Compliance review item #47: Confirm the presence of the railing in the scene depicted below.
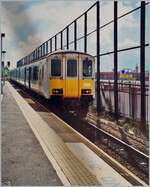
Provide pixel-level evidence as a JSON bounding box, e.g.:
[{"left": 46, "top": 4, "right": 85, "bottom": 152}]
[
  {"left": 16, "top": 1, "right": 149, "bottom": 128},
  {"left": 99, "top": 80, "right": 149, "bottom": 123}
]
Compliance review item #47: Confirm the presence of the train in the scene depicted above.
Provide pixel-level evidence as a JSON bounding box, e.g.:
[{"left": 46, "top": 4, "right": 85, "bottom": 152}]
[{"left": 10, "top": 50, "right": 95, "bottom": 101}]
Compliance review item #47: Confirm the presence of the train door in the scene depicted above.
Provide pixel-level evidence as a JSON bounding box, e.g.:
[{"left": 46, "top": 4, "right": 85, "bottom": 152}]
[
  {"left": 38, "top": 65, "right": 42, "bottom": 90},
  {"left": 42, "top": 61, "right": 48, "bottom": 97},
  {"left": 28, "top": 67, "right": 31, "bottom": 88},
  {"left": 65, "top": 54, "right": 79, "bottom": 98},
  {"left": 39, "top": 64, "right": 44, "bottom": 93}
]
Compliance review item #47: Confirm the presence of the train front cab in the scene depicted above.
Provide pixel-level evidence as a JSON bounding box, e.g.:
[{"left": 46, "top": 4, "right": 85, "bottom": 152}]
[{"left": 48, "top": 52, "right": 94, "bottom": 100}]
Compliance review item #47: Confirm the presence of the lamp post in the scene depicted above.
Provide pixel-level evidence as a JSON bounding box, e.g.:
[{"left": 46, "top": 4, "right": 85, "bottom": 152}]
[
  {"left": 1, "top": 33, "right": 5, "bottom": 58},
  {"left": 1, "top": 33, "right": 5, "bottom": 94},
  {"left": 2, "top": 50, "right": 6, "bottom": 85},
  {"left": 7, "top": 61, "right": 10, "bottom": 68}
]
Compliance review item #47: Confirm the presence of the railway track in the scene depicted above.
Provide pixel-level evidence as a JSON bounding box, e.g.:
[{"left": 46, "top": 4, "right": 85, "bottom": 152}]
[
  {"left": 55, "top": 103, "right": 149, "bottom": 184},
  {"left": 65, "top": 104, "right": 148, "bottom": 151},
  {"left": 11, "top": 81, "right": 149, "bottom": 184}
]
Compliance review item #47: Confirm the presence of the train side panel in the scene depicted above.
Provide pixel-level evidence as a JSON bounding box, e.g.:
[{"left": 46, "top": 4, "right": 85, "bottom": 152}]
[
  {"left": 10, "top": 51, "right": 95, "bottom": 100},
  {"left": 10, "top": 58, "right": 50, "bottom": 99}
]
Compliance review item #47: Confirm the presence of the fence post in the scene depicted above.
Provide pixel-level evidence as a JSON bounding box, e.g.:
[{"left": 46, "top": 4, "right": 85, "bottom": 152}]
[
  {"left": 66, "top": 26, "right": 69, "bottom": 50},
  {"left": 41, "top": 46, "right": 42, "bottom": 57},
  {"left": 114, "top": 1, "right": 118, "bottom": 120},
  {"left": 50, "top": 39, "right": 52, "bottom": 53},
  {"left": 36, "top": 49, "right": 38, "bottom": 59},
  {"left": 46, "top": 41, "right": 48, "bottom": 54},
  {"left": 129, "top": 81, "right": 131, "bottom": 118},
  {"left": 40, "top": 46, "right": 42, "bottom": 58},
  {"left": 35, "top": 49, "right": 37, "bottom": 59},
  {"left": 61, "top": 31, "right": 63, "bottom": 50},
  {"left": 84, "top": 12, "right": 87, "bottom": 53},
  {"left": 43, "top": 43, "right": 45, "bottom": 56},
  {"left": 40, "top": 46, "right": 42, "bottom": 57},
  {"left": 96, "top": 1, "right": 101, "bottom": 113},
  {"left": 38, "top": 48, "right": 39, "bottom": 59},
  {"left": 74, "top": 20, "right": 77, "bottom": 50},
  {"left": 132, "top": 85, "right": 135, "bottom": 120},
  {"left": 140, "top": 1, "right": 146, "bottom": 128},
  {"left": 55, "top": 35, "right": 57, "bottom": 51}
]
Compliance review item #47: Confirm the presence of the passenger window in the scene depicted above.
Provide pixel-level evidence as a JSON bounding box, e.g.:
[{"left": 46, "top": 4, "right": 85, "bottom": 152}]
[
  {"left": 18, "top": 69, "right": 20, "bottom": 79},
  {"left": 67, "top": 59, "right": 77, "bottom": 77},
  {"left": 33, "top": 66, "right": 38, "bottom": 80},
  {"left": 83, "top": 58, "right": 92, "bottom": 77},
  {"left": 51, "top": 59, "right": 61, "bottom": 76}
]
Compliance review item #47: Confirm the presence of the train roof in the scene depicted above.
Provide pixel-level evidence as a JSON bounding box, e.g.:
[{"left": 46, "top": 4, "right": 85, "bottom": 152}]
[
  {"left": 47, "top": 50, "right": 94, "bottom": 58},
  {"left": 16, "top": 50, "right": 94, "bottom": 68}
]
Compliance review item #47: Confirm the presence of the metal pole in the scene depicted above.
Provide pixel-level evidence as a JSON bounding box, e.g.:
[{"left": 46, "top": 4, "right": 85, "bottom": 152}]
[
  {"left": 43, "top": 44, "right": 45, "bottom": 56},
  {"left": 84, "top": 12, "right": 87, "bottom": 53},
  {"left": 32, "top": 51, "right": 34, "bottom": 61},
  {"left": 1, "top": 35, "right": 2, "bottom": 61},
  {"left": 140, "top": 1, "right": 146, "bottom": 126},
  {"left": 42, "top": 44, "right": 43, "bottom": 57},
  {"left": 74, "top": 20, "right": 77, "bottom": 50},
  {"left": 50, "top": 39, "right": 52, "bottom": 53},
  {"left": 96, "top": 1, "right": 101, "bottom": 113},
  {"left": 46, "top": 41, "right": 48, "bottom": 54},
  {"left": 55, "top": 35, "right": 57, "bottom": 51},
  {"left": 35, "top": 50, "right": 36, "bottom": 60},
  {"left": 129, "top": 81, "right": 131, "bottom": 118},
  {"left": 40, "top": 46, "right": 42, "bottom": 57},
  {"left": 1, "top": 33, "right": 5, "bottom": 94},
  {"left": 1, "top": 35, "right": 3, "bottom": 94},
  {"left": 61, "top": 31, "right": 63, "bottom": 50},
  {"left": 66, "top": 26, "right": 69, "bottom": 50},
  {"left": 38, "top": 48, "right": 39, "bottom": 59},
  {"left": 114, "top": 1, "right": 118, "bottom": 120},
  {"left": 38, "top": 47, "right": 40, "bottom": 58},
  {"left": 37, "top": 49, "right": 38, "bottom": 59},
  {"left": 39, "top": 47, "right": 41, "bottom": 58},
  {"left": 32, "top": 51, "right": 35, "bottom": 61},
  {"left": 36, "top": 50, "right": 38, "bottom": 59}
]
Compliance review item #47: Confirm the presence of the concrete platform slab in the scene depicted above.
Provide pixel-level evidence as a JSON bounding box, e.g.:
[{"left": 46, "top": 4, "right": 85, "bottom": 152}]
[
  {"left": 66, "top": 143, "right": 131, "bottom": 186},
  {"left": 7, "top": 81, "right": 147, "bottom": 186},
  {"left": 2, "top": 84, "right": 62, "bottom": 186},
  {"left": 4, "top": 82, "right": 100, "bottom": 186}
]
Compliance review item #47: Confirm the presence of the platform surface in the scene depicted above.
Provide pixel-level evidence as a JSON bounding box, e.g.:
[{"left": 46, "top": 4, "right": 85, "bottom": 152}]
[
  {"left": 2, "top": 82, "right": 100, "bottom": 186},
  {"left": 2, "top": 82, "right": 134, "bottom": 186},
  {"left": 2, "top": 84, "right": 62, "bottom": 186}
]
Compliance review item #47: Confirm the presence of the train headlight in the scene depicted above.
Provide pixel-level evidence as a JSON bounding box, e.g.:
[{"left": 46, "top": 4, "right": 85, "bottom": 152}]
[
  {"left": 81, "top": 89, "right": 91, "bottom": 94},
  {"left": 52, "top": 89, "right": 63, "bottom": 95}
]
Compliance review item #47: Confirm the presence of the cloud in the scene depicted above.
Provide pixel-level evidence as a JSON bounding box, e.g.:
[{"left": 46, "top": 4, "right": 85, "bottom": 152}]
[
  {"left": 2, "top": 1, "right": 96, "bottom": 66},
  {"left": 118, "top": 38, "right": 139, "bottom": 49},
  {"left": 1, "top": 0, "right": 144, "bottom": 71}
]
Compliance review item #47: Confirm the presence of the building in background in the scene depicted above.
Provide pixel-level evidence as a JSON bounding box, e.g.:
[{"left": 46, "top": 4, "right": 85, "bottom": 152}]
[{"left": 99, "top": 65, "right": 149, "bottom": 81}]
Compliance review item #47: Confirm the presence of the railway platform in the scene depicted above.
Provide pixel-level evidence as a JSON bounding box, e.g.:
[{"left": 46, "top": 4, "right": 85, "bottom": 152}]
[
  {"left": 2, "top": 81, "right": 144, "bottom": 186},
  {"left": 1, "top": 83, "right": 62, "bottom": 186}
]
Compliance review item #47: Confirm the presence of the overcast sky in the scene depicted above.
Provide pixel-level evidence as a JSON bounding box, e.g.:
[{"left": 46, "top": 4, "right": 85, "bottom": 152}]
[{"left": 1, "top": 0, "right": 150, "bottom": 71}]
